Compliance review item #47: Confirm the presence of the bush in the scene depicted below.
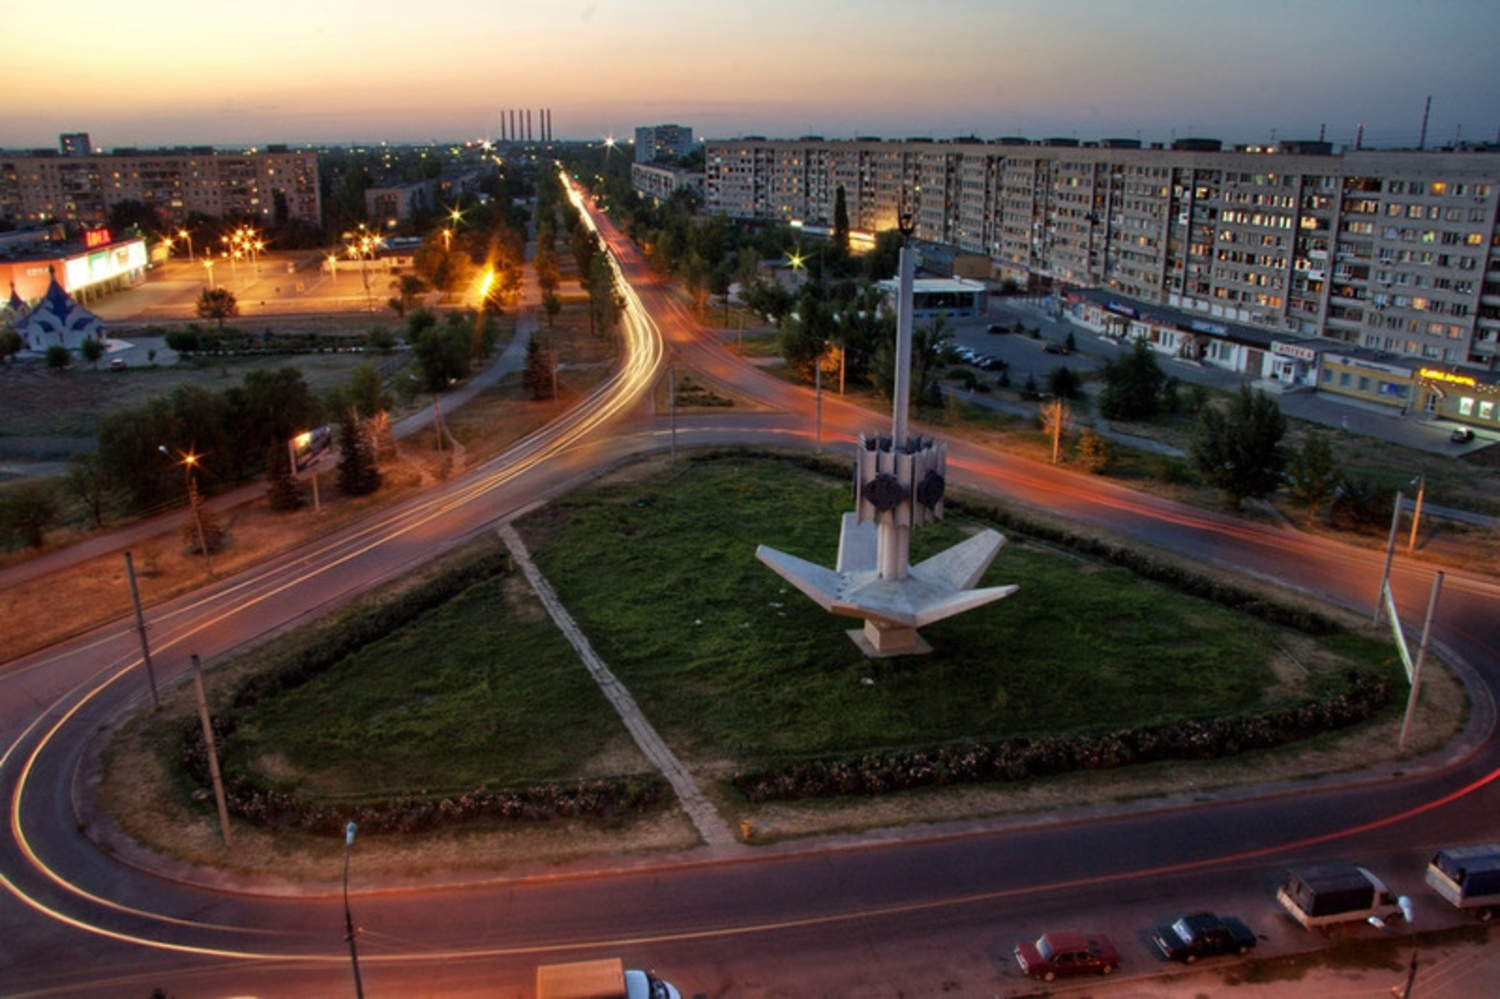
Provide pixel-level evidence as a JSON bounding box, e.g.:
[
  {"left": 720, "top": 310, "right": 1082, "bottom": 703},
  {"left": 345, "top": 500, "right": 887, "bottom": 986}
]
[{"left": 732, "top": 671, "right": 1391, "bottom": 803}]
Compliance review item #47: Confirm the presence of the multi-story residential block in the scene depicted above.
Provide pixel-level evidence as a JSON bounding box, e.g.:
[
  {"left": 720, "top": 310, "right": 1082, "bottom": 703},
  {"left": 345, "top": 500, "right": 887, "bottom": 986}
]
[
  {"left": 704, "top": 137, "right": 1500, "bottom": 370},
  {"left": 630, "top": 162, "right": 705, "bottom": 204},
  {"left": 0, "top": 140, "right": 322, "bottom": 231},
  {"left": 634, "top": 124, "right": 694, "bottom": 163}
]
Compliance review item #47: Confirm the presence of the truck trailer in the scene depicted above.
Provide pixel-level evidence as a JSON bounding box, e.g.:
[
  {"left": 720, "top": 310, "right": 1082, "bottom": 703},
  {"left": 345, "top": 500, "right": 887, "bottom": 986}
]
[
  {"left": 535, "top": 958, "right": 681, "bottom": 999},
  {"left": 1426, "top": 844, "right": 1500, "bottom": 920},
  {"left": 1275, "top": 862, "right": 1404, "bottom": 929}
]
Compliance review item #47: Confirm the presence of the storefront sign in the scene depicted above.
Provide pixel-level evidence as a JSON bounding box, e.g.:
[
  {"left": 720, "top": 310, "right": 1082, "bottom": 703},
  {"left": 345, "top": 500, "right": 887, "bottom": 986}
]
[
  {"left": 1419, "top": 368, "right": 1477, "bottom": 388},
  {"left": 1273, "top": 342, "right": 1317, "bottom": 362}
]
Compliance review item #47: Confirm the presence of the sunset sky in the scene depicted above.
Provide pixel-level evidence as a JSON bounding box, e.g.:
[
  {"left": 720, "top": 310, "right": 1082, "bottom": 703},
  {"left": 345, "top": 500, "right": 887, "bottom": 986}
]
[{"left": 4, "top": 0, "right": 1498, "bottom": 151}]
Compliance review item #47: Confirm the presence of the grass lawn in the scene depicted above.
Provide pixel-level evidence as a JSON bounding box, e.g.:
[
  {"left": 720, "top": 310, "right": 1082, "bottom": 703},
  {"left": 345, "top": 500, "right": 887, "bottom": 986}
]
[
  {"left": 516, "top": 454, "right": 1401, "bottom": 766},
  {"left": 217, "top": 453, "right": 1400, "bottom": 804},
  {"left": 231, "top": 562, "right": 636, "bottom": 796}
]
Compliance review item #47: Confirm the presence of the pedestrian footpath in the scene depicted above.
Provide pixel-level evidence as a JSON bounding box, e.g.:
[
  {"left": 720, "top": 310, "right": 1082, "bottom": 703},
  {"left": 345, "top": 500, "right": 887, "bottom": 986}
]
[{"left": 495, "top": 522, "right": 739, "bottom": 848}]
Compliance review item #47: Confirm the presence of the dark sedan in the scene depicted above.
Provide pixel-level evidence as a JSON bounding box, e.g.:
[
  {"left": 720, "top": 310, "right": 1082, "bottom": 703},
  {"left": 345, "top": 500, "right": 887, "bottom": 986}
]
[{"left": 1151, "top": 911, "right": 1257, "bottom": 963}]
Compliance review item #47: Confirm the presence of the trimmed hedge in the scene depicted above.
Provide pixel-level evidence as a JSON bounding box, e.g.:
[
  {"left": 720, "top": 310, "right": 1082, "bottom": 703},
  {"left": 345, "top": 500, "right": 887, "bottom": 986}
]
[{"left": 732, "top": 670, "right": 1391, "bottom": 803}]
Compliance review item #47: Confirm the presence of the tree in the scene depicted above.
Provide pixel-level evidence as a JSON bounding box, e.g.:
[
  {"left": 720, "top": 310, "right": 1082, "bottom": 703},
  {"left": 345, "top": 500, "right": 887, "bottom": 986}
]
[
  {"left": 0, "top": 328, "right": 22, "bottom": 364},
  {"left": 681, "top": 251, "right": 711, "bottom": 317},
  {"left": 523, "top": 338, "right": 556, "bottom": 400},
  {"left": 335, "top": 408, "right": 381, "bottom": 497},
  {"left": 1098, "top": 339, "right": 1166, "bottom": 421},
  {"left": 1077, "top": 429, "right": 1112, "bottom": 473},
  {"left": 542, "top": 291, "right": 561, "bottom": 327},
  {"left": 1285, "top": 432, "right": 1338, "bottom": 523},
  {"left": 65, "top": 452, "right": 111, "bottom": 529},
  {"left": 387, "top": 274, "right": 427, "bottom": 317},
  {"left": 265, "top": 440, "right": 301, "bottom": 512},
  {"left": 195, "top": 287, "right": 239, "bottom": 331},
  {"left": 346, "top": 362, "right": 388, "bottom": 420},
  {"left": 0, "top": 480, "right": 60, "bottom": 550},
  {"left": 832, "top": 185, "right": 851, "bottom": 260},
  {"left": 863, "top": 229, "right": 902, "bottom": 282},
  {"left": 586, "top": 253, "right": 623, "bottom": 336},
  {"left": 365, "top": 326, "right": 397, "bottom": 354},
  {"left": 45, "top": 345, "right": 70, "bottom": 371},
  {"left": 1329, "top": 473, "right": 1394, "bottom": 533},
  {"left": 222, "top": 366, "right": 319, "bottom": 481},
  {"left": 1038, "top": 397, "right": 1071, "bottom": 465},
  {"left": 1047, "top": 365, "right": 1082, "bottom": 400},
  {"left": 80, "top": 337, "right": 104, "bottom": 368},
  {"left": 410, "top": 322, "right": 471, "bottom": 391},
  {"left": 1190, "top": 385, "right": 1288, "bottom": 509},
  {"left": 534, "top": 244, "right": 561, "bottom": 297}
]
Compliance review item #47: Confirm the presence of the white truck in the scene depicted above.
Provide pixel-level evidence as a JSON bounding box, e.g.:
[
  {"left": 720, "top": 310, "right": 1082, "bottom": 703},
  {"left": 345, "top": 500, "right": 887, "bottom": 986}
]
[
  {"left": 1425, "top": 844, "right": 1500, "bottom": 921},
  {"left": 535, "top": 958, "right": 682, "bottom": 999},
  {"left": 1275, "top": 862, "right": 1404, "bottom": 929}
]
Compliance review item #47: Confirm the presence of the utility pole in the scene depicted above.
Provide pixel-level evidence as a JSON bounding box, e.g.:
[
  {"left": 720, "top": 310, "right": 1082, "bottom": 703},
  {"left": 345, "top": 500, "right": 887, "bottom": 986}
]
[
  {"left": 124, "top": 552, "right": 159, "bottom": 710},
  {"left": 191, "top": 655, "right": 232, "bottom": 847}
]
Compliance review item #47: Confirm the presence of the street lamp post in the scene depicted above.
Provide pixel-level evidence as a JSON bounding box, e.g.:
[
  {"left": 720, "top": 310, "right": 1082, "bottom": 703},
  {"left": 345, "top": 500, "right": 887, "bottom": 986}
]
[
  {"left": 342, "top": 821, "right": 366, "bottom": 999},
  {"left": 160, "top": 445, "right": 212, "bottom": 574},
  {"left": 202, "top": 257, "right": 216, "bottom": 290},
  {"left": 179, "top": 228, "right": 194, "bottom": 264}
]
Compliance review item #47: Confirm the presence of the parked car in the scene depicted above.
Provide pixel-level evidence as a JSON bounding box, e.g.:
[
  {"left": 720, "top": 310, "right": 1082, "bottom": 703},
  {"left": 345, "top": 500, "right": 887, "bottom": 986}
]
[
  {"left": 986, "top": 323, "right": 1011, "bottom": 334},
  {"left": 1014, "top": 930, "right": 1120, "bottom": 981},
  {"left": 1044, "top": 342, "right": 1069, "bottom": 355},
  {"left": 1150, "top": 911, "right": 1257, "bottom": 962},
  {"left": 979, "top": 356, "right": 1009, "bottom": 372},
  {"left": 1451, "top": 427, "right": 1475, "bottom": 443},
  {"left": 109, "top": 357, "right": 127, "bottom": 371}
]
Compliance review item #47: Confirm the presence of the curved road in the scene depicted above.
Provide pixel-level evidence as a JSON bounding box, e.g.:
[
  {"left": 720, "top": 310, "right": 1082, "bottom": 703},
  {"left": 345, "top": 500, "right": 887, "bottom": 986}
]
[{"left": 2, "top": 187, "right": 1497, "bottom": 997}]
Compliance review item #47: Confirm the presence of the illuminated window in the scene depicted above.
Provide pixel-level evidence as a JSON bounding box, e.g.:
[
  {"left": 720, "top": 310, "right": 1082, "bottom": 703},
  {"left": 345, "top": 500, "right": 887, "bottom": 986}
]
[{"left": 1481, "top": 401, "right": 1496, "bottom": 421}]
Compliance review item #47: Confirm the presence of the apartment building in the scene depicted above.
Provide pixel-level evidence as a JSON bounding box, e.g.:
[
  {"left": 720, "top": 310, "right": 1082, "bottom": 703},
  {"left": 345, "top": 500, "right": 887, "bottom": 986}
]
[
  {"left": 704, "top": 138, "right": 1500, "bottom": 369},
  {"left": 0, "top": 142, "right": 322, "bottom": 231},
  {"left": 630, "top": 161, "right": 705, "bottom": 204},
  {"left": 634, "top": 124, "right": 695, "bottom": 163}
]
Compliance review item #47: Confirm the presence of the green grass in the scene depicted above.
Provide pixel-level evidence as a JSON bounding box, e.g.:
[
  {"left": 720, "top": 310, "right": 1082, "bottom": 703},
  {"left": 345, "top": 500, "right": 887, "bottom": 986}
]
[
  {"left": 224, "top": 454, "right": 1398, "bottom": 797},
  {"left": 522, "top": 455, "right": 1398, "bottom": 762},
  {"left": 232, "top": 561, "right": 625, "bottom": 795}
]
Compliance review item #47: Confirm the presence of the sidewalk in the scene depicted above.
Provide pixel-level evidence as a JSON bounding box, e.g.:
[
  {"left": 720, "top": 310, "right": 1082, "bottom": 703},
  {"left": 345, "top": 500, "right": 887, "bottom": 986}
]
[{"left": 0, "top": 312, "right": 536, "bottom": 595}]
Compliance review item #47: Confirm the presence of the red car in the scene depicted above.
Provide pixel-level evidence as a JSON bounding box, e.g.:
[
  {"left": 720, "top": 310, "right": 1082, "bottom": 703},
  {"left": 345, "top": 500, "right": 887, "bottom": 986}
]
[{"left": 1014, "top": 930, "right": 1121, "bottom": 981}]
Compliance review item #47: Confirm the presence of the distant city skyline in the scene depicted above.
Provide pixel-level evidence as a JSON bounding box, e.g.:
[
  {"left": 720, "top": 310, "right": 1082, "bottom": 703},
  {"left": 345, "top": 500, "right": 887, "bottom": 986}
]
[{"left": 4, "top": 0, "right": 1498, "bottom": 151}]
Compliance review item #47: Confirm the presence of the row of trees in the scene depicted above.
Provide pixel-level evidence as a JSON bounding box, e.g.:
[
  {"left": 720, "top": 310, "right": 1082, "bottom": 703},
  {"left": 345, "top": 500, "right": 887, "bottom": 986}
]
[{"left": 1086, "top": 339, "right": 1395, "bottom": 528}]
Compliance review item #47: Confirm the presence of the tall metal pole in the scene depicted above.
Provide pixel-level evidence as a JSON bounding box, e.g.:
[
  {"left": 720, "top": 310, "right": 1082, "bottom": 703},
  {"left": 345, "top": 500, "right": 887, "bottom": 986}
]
[
  {"left": 124, "top": 552, "right": 160, "bottom": 710},
  {"left": 892, "top": 231, "right": 915, "bottom": 447},
  {"left": 814, "top": 354, "right": 822, "bottom": 452},
  {"left": 343, "top": 821, "right": 366, "bottom": 999},
  {"left": 1374, "top": 490, "right": 1403, "bottom": 625},
  {"left": 1400, "top": 571, "right": 1445, "bottom": 748},
  {"left": 191, "top": 655, "right": 232, "bottom": 847}
]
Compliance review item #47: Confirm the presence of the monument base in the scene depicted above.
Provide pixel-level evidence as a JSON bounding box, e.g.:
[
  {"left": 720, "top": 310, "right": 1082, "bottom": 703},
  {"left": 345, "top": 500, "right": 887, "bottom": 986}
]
[{"left": 847, "top": 619, "right": 933, "bottom": 658}]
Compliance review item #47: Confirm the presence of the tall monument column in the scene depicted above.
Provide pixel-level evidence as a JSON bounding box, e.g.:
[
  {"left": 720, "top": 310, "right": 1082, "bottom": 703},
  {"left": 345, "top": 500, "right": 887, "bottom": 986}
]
[{"left": 757, "top": 218, "right": 1017, "bottom": 656}]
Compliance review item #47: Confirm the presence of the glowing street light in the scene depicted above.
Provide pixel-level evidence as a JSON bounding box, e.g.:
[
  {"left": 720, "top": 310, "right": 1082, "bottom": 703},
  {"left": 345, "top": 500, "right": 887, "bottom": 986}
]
[
  {"left": 158, "top": 445, "right": 212, "bottom": 573},
  {"left": 178, "top": 227, "right": 195, "bottom": 263},
  {"left": 202, "top": 257, "right": 217, "bottom": 290}
]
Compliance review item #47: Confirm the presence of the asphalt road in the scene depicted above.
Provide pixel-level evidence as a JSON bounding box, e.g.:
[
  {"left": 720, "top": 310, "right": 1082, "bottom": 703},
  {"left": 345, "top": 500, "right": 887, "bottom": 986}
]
[{"left": 2, "top": 198, "right": 1498, "bottom": 997}]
